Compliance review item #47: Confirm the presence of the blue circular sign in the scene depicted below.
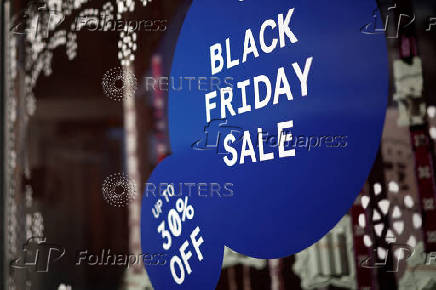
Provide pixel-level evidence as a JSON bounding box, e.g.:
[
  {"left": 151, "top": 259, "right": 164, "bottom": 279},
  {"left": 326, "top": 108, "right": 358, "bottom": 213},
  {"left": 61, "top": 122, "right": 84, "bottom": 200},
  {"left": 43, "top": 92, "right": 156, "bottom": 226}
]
[{"left": 141, "top": 0, "right": 387, "bottom": 288}]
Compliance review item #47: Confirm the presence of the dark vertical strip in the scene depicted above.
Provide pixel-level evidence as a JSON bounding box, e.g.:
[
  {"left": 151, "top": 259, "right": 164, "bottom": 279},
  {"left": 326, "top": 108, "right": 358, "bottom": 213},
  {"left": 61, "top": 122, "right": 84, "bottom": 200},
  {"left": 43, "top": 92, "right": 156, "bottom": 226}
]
[
  {"left": 0, "top": 1, "right": 5, "bottom": 289},
  {"left": 282, "top": 256, "right": 301, "bottom": 290}
]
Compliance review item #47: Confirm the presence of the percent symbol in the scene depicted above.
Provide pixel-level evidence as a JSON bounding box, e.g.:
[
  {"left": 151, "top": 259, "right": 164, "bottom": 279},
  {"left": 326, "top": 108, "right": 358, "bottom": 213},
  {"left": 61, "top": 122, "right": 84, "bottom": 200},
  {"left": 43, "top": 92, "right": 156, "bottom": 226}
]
[
  {"left": 167, "top": 197, "right": 195, "bottom": 238},
  {"left": 176, "top": 197, "right": 195, "bottom": 221}
]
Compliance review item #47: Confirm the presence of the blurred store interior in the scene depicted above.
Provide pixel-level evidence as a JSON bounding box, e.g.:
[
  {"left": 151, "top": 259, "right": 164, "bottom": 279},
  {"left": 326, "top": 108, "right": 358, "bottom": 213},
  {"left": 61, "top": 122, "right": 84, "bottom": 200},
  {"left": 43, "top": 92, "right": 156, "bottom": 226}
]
[{"left": 1, "top": 0, "right": 436, "bottom": 289}]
